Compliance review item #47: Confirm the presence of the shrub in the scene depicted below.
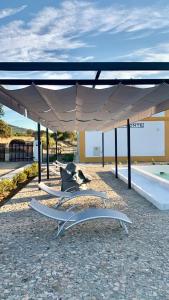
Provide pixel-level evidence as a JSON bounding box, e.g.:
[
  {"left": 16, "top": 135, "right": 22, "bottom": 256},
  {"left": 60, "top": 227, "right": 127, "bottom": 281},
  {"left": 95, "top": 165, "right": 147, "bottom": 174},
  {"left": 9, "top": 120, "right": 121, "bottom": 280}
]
[
  {"left": 0, "top": 179, "right": 15, "bottom": 195},
  {"left": 12, "top": 175, "right": 17, "bottom": 186},
  {"left": 0, "top": 163, "right": 39, "bottom": 201},
  {"left": 31, "top": 162, "right": 38, "bottom": 170},
  {"left": 24, "top": 163, "right": 38, "bottom": 178},
  {"left": 24, "top": 166, "right": 32, "bottom": 178},
  {"left": 14, "top": 172, "right": 27, "bottom": 184},
  {"left": 30, "top": 162, "right": 38, "bottom": 176},
  {"left": 49, "top": 154, "right": 58, "bottom": 162},
  {"left": 61, "top": 153, "right": 74, "bottom": 162},
  {"left": 0, "top": 163, "right": 38, "bottom": 201}
]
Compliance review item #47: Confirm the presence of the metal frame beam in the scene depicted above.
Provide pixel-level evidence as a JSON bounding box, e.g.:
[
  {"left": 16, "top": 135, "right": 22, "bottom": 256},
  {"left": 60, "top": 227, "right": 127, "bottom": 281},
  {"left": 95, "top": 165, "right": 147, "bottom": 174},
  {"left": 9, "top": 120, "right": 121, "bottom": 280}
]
[
  {"left": 1, "top": 78, "right": 169, "bottom": 85},
  {"left": 1, "top": 62, "right": 169, "bottom": 71},
  {"left": 46, "top": 128, "right": 49, "bottom": 180},
  {"left": 92, "top": 70, "right": 101, "bottom": 88}
]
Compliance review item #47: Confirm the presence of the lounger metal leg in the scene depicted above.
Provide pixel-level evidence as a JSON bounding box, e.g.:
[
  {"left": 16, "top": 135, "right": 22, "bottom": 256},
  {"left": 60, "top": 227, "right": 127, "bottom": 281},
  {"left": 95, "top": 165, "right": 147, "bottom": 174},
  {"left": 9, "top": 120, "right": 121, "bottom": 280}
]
[
  {"left": 56, "top": 206, "right": 77, "bottom": 235},
  {"left": 103, "top": 198, "right": 107, "bottom": 208},
  {"left": 54, "top": 202, "right": 61, "bottom": 208},
  {"left": 54, "top": 197, "right": 66, "bottom": 208},
  {"left": 120, "top": 220, "right": 128, "bottom": 235},
  {"left": 54, "top": 220, "right": 66, "bottom": 237},
  {"left": 58, "top": 217, "right": 129, "bottom": 237},
  {"left": 57, "top": 219, "right": 130, "bottom": 237},
  {"left": 56, "top": 221, "right": 68, "bottom": 237},
  {"left": 56, "top": 225, "right": 65, "bottom": 237},
  {"left": 56, "top": 214, "right": 76, "bottom": 237}
]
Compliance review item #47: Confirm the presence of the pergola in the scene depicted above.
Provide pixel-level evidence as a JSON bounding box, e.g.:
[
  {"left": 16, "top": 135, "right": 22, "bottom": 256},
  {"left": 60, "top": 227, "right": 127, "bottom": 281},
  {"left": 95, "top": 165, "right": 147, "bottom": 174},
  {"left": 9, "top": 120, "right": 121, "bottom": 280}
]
[{"left": 1, "top": 62, "right": 169, "bottom": 189}]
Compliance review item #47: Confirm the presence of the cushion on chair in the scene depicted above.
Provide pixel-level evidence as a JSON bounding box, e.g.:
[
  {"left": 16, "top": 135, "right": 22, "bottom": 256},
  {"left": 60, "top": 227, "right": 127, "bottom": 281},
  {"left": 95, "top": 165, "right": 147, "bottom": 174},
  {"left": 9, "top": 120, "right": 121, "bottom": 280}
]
[
  {"left": 60, "top": 167, "right": 80, "bottom": 191},
  {"left": 65, "top": 162, "right": 77, "bottom": 175},
  {"left": 77, "top": 170, "right": 91, "bottom": 184}
]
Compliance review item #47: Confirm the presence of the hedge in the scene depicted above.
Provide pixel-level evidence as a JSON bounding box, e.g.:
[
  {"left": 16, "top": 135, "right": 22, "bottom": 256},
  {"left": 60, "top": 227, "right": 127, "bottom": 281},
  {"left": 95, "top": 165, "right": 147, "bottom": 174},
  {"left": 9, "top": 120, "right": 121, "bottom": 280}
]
[{"left": 0, "top": 163, "right": 38, "bottom": 200}]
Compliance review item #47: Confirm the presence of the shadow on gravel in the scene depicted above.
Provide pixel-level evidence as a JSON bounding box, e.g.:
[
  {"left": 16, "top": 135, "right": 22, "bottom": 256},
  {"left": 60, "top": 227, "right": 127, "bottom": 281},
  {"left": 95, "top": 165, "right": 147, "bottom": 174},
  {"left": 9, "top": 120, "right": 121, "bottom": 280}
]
[{"left": 96, "top": 170, "right": 157, "bottom": 214}]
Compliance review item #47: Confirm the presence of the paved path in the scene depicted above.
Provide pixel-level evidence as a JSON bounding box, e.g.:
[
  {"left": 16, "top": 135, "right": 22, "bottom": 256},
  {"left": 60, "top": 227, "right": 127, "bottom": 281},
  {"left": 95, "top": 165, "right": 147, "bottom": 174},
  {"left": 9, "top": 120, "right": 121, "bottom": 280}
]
[
  {"left": 0, "top": 164, "right": 169, "bottom": 299},
  {"left": 0, "top": 162, "right": 28, "bottom": 177}
]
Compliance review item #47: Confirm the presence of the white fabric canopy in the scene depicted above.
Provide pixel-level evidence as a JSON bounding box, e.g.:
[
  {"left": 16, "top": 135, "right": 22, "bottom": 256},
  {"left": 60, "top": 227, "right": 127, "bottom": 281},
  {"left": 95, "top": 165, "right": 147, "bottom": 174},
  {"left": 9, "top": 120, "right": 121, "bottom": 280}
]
[{"left": 1, "top": 83, "right": 169, "bottom": 131}]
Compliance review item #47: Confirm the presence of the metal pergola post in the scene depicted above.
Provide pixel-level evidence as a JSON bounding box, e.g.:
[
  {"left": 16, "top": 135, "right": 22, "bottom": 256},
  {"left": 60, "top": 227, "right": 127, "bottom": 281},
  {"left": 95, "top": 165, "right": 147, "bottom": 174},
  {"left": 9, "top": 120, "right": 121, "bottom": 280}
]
[
  {"left": 127, "top": 119, "right": 131, "bottom": 189},
  {"left": 37, "top": 122, "right": 41, "bottom": 184},
  {"left": 46, "top": 128, "right": 49, "bottom": 180},
  {"left": 102, "top": 132, "right": 105, "bottom": 168},
  {"left": 55, "top": 132, "right": 58, "bottom": 160},
  {"left": 92, "top": 70, "right": 105, "bottom": 168},
  {"left": 115, "top": 128, "right": 118, "bottom": 178}
]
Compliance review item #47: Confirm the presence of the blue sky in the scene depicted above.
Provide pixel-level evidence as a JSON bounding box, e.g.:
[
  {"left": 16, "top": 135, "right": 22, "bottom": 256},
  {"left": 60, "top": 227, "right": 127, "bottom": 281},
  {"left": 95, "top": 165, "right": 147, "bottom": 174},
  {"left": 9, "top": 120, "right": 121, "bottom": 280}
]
[{"left": 1, "top": 0, "right": 169, "bottom": 130}]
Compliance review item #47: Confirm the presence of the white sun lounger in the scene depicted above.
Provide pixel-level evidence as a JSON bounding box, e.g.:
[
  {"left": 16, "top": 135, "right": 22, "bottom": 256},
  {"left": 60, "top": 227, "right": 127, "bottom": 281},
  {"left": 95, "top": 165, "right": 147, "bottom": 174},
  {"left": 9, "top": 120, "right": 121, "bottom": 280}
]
[
  {"left": 29, "top": 199, "right": 132, "bottom": 237},
  {"left": 38, "top": 182, "right": 108, "bottom": 207}
]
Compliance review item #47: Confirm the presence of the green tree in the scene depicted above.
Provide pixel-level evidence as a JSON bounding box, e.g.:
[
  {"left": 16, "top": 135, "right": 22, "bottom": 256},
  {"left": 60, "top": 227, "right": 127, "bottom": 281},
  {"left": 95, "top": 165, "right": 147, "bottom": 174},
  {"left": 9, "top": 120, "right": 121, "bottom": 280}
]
[
  {"left": 41, "top": 134, "right": 55, "bottom": 149},
  {"left": 0, "top": 104, "right": 4, "bottom": 118},
  {"left": 0, "top": 120, "right": 12, "bottom": 137},
  {"left": 26, "top": 129, "right": 34, "bottom": 136},
  {"left": 51, "top": 131, "right": 77, "bottom": 142}
]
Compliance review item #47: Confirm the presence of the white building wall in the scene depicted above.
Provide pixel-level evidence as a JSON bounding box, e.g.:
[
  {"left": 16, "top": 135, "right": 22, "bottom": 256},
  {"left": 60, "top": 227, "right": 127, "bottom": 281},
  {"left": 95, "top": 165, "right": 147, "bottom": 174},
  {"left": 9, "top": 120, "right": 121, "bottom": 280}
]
[
  {"left": 33, "top": 140, "right": 42, "bottom": 162},
  {"left": 85, "top": 121, "right": 165, "bottom": 157}
]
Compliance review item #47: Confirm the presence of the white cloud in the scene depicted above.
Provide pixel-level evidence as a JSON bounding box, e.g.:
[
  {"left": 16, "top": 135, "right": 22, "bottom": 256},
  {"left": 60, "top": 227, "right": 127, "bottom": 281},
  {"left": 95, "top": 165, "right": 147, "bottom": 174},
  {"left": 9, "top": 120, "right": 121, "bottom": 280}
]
[
  {"left": 117, "top": 43, "right": 169, "bottom": 62},
  {"left": 0, "top": 1, "right": 169, "bottom": 61},
  {"left": 0, "top": 5, "right": 27, "bottom": 20},
  {"left": 110, "top": 42, "right": 169, "bottom": 80},
  {"left": 100, "top": 70, "right": 160, "bottom": 80},
  {"left": 75, "top": 56, "right": 94, "bottom": 62},
  {"left": 95, "top": 70, "right": 160, "bottom": 89},
  {"left": 99, "top": 41, "right": 169, "bottom": 85}
]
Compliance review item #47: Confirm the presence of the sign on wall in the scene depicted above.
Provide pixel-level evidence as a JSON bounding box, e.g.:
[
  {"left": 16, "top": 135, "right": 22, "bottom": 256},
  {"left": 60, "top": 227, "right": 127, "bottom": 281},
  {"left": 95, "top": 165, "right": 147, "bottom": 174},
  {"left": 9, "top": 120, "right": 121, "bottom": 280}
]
[
  {"left": 93, "top": 146, "right": 101, "bottom": 157},
  {"left": 123, "top": 123, "right": 144, "bottom": 128}
]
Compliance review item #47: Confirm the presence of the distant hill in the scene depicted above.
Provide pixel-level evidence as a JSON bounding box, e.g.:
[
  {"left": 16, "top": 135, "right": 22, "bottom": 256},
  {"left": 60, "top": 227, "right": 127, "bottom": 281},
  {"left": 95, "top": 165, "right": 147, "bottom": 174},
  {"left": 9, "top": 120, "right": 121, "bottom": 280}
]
[{"left": 10, "top": 125, "right": 34, "bottom": 135}]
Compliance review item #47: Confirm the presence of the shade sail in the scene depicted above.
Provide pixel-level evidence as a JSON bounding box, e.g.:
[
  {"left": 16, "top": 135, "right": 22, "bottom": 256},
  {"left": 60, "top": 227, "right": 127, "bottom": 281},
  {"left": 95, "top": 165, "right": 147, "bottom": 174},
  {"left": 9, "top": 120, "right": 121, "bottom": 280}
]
[{"left": 1, "top": 83, "right": 169, "bottom": 132}]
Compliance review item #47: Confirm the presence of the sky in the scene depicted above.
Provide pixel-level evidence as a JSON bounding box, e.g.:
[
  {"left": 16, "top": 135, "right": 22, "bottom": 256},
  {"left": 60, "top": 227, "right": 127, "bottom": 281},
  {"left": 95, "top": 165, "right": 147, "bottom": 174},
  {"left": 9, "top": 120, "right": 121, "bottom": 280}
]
[{"left": 1, "top": 0, "right": 169, "bottom": 130}]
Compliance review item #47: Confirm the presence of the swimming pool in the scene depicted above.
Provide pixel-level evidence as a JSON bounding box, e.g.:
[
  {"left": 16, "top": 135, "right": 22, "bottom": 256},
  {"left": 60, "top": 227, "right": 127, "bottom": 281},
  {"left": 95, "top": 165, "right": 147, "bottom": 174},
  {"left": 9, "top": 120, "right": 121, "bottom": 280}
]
[
  {"left": 134, "top": 164, "right": 169, "bottom": 186},
  {"left": 112, "top": 164, "right": 169, "bottom": 210},
  {"left": 155, "top": 172, "right": 169, "bottom": 181}
]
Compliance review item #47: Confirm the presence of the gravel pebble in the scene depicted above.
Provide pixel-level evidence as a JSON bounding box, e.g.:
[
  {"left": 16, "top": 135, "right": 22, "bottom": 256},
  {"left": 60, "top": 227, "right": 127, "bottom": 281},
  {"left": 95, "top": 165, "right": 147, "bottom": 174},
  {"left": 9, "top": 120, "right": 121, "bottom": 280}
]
[{"left": 0, "top": 164, "right": 169, "bottom": 300}]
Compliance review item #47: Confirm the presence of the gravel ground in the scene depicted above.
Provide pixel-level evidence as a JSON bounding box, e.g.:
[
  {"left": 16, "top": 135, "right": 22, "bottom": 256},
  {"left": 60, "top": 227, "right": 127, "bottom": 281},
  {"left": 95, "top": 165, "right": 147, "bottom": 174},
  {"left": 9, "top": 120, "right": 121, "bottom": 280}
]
[{"left": 0, "top": 164, "right": 169, "bottom": 300}]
